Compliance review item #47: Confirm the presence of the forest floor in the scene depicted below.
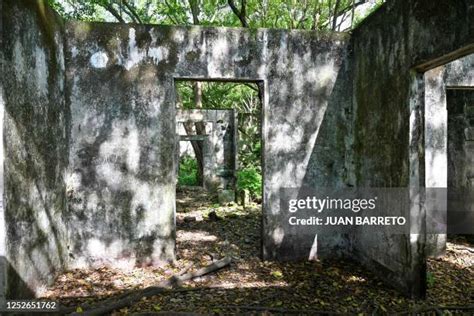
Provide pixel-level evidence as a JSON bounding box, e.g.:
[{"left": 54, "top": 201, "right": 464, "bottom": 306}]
[{"left": 44, "top": 186, "right": 473, "bottom": 315}]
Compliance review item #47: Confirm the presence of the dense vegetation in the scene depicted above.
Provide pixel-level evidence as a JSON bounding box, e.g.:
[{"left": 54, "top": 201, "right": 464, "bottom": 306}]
[
  {"left": 177, "top": 81, "right": 262, "bottom": 196},
  {"left": 48, "top": 0, "right": 384, "bottom": 31},
  {"left": 178, "top": 155, "right": 199, "bottom": 186}
]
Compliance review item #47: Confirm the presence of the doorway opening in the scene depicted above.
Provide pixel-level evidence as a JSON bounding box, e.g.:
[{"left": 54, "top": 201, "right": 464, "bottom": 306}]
[
  {"left": 178, "top": 140, "right": 201, "bottom": 187},
  {"left": 423, "top": 54, "right": 474, "bottom": 297},
  {"left": 446, "top": 88, "right": 474, "bottom": 245},
  {"left": 174, "top": 79, "right": 264, "bottom": 269}
]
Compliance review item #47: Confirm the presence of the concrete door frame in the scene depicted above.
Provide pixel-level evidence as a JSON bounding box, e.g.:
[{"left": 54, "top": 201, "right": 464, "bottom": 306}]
[
  {"left": 424, "top": 72, "right": 474, "bottom": 257},
  {"left": 411, "top": 50, "right": 474, "bottom": 272},
  {"left": 171, "top": 77, "right": 266, "bottom": 259}
]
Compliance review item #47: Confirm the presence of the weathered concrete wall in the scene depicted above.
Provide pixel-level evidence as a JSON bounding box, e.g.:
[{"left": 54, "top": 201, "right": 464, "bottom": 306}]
[
  {"left": 350, "top": 0, "right": 474, "bottom": 298},
  {"left": 1, "top": 0, "right": 68, "bottom": 298},
  {"left": 299, "top": 42, "right": 353, "bottom": 259},
  {"left": 425, "top": 54, "right": 474, "bottom": 257},
  {"left": 0, "top": 0, "right": 5, "bottom": 303},
  {"left": 177, "top": 109, "right": 237, "bottom": 192},
  {"left": 64, "top": 26, "right": 176, "bottom": 269},
  {"left": 64, "top": 22, "right": 349, "bottom": 266},
  {"left": 426, "top": 54, "right": 474, "bottom": 192},
  {"left": 447, "top": 90, "right": 474, "bottom": 188}
]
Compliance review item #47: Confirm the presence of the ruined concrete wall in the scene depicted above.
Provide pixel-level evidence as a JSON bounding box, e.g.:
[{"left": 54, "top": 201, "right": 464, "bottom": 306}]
[
  {"left": 350, "top": 0, "right": 474, "bottom": 298},
  {"left": 447, "top": 90, "right": 474, "bottom": 188},
  {"left": 1, "top": 0, "right": 68, "bottom": 298},
  {"left": 64, "top": 22, "right": 349, "bottom": 266},
  {"left": 64, "top": 25, "right": 176, "bottom": 268},
  {"left": 0, "top": 0, "right": 5, "bottom": 303},
  {"left": 445, "top": 57, "right": 474, "bottom": 197},
  {"left": 425, "top": 54, "right": 474, "bottom": 257},
  {"left": 299, "top": 43, "right": 353, "bottom": 258},
  {"left": 177, "top": 109, "right": 237, "bottom": 192},
  {"left": 425, "top": 55, "right": 474, "bottom": 191}
]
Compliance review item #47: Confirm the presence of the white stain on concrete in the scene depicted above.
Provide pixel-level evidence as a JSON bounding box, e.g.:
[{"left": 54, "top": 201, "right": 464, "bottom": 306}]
[
  {"left": 66, "top": 172, "right": 82, "bottom": 192},
  {"left": 207, "top": 36, "right": 229, "bottom": 77},
  {"left": 90, "top": 51, "right": 109, "bottom": 68},
  {"left": 71, "top": 46, "right": 79, "bottom": 58},
  {"left": 125, "top": 28, "right": 141, "bottom": 70},
  {"left": 272, "top": 227, "right": 285, "bottom": 245},
  {"left": 318, "top": 64, "right": 337, "bottom": 87},
  {"left": 148, "top": 47, "right": 169, "bottom": 64},
  {"left": 112, "top": 28, "right": 170, "bottom": 70},
  {"left": 126, "top": 128, "right": 140, "bottom": 173},
  {"left": 272, "top": 123, "right": 304, "bottom": 153},
  {"left": 257, "top": 31, "right": 268, "bottom": 78},
  {"left": 34, "top": 46, "right": 48, "bottom": 96},
  {"left": 56, "top": 34, "right": 66, "bottom": 92},
  {"left": 13, "top": 40, "right": 26, "bottom": 79}
]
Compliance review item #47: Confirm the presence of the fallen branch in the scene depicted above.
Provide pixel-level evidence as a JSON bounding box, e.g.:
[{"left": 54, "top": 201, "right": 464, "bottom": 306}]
[
  {"left": 456, "top": 246, "right": 474, "bottom": 253},
  {"left": 178, "top": 262, "right": 194, "bottom": 276},
  {"left": 61, "top": 257, "right": 232, "bottom": 316}
]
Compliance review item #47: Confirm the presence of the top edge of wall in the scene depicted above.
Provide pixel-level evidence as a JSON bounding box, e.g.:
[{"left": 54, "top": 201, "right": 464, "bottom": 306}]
[
  {"left": 350, "top": 2, "right": 389, "bottom": 35},
  {"left": 62, "top": 19, "right": 351, "bottom": 41}
]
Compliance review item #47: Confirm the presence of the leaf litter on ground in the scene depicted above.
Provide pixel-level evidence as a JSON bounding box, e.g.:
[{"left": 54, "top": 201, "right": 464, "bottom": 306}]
[{"left": 43, "top": 186, "right": 474, "bottom": 314}]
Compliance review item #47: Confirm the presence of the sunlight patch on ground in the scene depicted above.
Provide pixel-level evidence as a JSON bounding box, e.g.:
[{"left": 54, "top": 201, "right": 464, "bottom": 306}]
[{"left": 177, "top": 230, "right": 218, "bottom": 242}]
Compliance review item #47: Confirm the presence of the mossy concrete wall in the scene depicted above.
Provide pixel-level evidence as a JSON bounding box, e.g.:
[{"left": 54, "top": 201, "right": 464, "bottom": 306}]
[
  {"left": 0, "top": 0, "right": 4, "bottom": 303},
  {"left": 350, "top": 0, "right": 474, "bottom": 298},
  {"left": 0, "top": 0, "right": 68, "bottom": 299},
  {"left": 425, "top": 54, "right": 474, "bottom": 257},
  {"left": 64, "top": 21, "right": 349, "bottom": 267},
  {"left": 447, "top": 90, "right": 474, "bottom": 187}
]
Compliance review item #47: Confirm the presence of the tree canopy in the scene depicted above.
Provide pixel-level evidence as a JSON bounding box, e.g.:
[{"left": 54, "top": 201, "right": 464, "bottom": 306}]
[{"left": 48, "top": 0, "right": 384, "bottom": 32}]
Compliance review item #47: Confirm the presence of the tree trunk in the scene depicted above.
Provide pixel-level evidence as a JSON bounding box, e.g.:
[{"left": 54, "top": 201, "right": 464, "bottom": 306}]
[
  {"left": 332, "top": 0, "right": 341, "bottom": 31},
  {"left": 190, "top": 80, "right": 206, "bottom": 188},
  {"left": 181, "top": 2, "right": 206, "bottom": 187}
]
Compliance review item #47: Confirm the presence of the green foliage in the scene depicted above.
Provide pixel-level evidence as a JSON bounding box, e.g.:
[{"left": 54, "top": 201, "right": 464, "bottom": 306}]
[
  {"left": 176, "top": 80, "right": 262, "bottom": 174},
  {"left": 47, "top": 0, "right": 110, "bottom": 21},
  {"left": 176, "top": 81, "right": 261, "bottom": 171},
  {"left": 237, "top": 167, "right": 262, "bottom": 198},
  {"left": 178, "top": 155, "right": 198, "bottom": 186},
  {"left": 176, "top": 81, "right": 259, "bottom": 111},
  {"left": 238, "top": 123, "right": 261, "bottom": 169},
  {"left": 49, "top": 0, "right": 386, "bottom": 32}
]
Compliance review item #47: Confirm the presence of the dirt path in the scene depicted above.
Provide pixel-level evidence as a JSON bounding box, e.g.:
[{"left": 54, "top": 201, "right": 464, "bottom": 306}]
[{"left": 43, "top": 187, "right": 473, "bottom": 314}]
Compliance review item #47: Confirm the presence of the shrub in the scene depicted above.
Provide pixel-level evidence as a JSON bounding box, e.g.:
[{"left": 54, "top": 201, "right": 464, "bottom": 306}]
[
  {"left": 237, "top": 167, "right": 262, "bottom": 198},
  {"left": 178, "top": 156, "right": 198, "bottom": 186}
]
